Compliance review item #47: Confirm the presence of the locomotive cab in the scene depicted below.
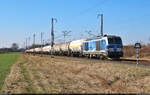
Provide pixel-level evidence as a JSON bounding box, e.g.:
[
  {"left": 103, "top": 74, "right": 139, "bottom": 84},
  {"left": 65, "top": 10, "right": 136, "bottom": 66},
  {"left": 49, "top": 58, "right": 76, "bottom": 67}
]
[{"left": 106, "top": 36, "right": 123, "bottom": 58}]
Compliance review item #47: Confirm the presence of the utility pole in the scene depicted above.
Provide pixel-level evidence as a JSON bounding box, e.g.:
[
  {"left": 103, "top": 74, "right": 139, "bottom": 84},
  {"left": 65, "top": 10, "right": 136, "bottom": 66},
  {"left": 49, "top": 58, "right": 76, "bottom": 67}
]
[
  {"left": 26, "top": 38, "right": 27, "bottom": 50},
  {"left": 62, "top": 31, "right": 71, "bottom": 43},
  {"left": 43, "top": 40, "right": 45, "bottom": 46},
  {"left": 33, "top": 33, "right": 35, "bottom": 55},
  {"left": 24, "top": 41, "right": 26, "bottom": 53},
  {"left": 97, "top": 14, "right": 103, "bottom": 36},
  {"left": 28, "top": 37, "right": 30, "bottom": 49},
  {"left": 24, "top": 41, "right": 25, "bottom": 49},
  {"left": 41, "top": 32, "right": 43, "bottom": 56},
  {"left": 50, "top": 18, "right": 57, "bottom": 58}
]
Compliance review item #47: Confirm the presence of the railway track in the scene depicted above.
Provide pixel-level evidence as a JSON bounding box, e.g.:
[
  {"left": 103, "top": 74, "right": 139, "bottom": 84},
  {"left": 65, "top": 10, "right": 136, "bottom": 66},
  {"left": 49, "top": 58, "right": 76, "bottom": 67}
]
[
  {"left": 26, "top": 53, "right": 150, "bottom": 68},
  {"left": 53, "top": 55, "right": 150, "bottom": 68}
]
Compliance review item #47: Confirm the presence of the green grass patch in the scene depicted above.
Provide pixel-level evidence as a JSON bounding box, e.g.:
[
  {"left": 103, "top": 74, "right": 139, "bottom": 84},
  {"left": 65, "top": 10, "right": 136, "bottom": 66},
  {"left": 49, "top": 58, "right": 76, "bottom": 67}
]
[
  {"left": 0, "top": 53, "right": 20, "bottom": 90},
  {"left": 19, "top": 62, "right": 36, "bottom": 93}
]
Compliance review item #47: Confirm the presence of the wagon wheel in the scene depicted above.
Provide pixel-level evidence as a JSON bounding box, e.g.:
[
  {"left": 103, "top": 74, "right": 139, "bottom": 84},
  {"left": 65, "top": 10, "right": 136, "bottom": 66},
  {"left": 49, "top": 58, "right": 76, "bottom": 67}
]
[
  {"left": 87, "top": 54, "right": 90, "bottom": 58},
  {"left": 99, "top": 55, "right": 105, "bottom": 60}
]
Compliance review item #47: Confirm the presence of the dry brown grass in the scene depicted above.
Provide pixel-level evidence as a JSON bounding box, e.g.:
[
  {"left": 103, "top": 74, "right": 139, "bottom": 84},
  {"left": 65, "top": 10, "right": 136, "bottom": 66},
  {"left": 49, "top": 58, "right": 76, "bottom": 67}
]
[
  {"left": 123, "top": 45, "right": 150, "bottom": 58},
  {"left": 1, "top": 54, "right": 150, "bottom": 94},
  {"left": 123, "top": 45, "right": 136, "bottom": 57}
]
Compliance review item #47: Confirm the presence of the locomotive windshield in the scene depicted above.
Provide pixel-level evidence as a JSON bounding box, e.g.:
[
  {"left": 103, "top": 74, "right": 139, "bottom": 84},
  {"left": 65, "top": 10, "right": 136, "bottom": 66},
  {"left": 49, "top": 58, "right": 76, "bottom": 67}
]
[{"left": 108, "top": 37, "right": 122, "bottom": 44}]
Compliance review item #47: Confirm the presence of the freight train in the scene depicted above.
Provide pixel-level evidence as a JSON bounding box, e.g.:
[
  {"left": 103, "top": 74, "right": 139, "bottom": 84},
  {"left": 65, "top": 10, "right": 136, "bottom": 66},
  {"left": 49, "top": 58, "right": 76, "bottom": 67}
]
[{"left": 25, "top": 35, "right": 123, "bottom": 59}]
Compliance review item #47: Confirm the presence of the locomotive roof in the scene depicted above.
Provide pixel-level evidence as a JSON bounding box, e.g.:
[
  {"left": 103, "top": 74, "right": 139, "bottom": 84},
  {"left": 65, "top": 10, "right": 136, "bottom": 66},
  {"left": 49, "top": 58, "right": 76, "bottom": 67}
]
[{"left": 86, "top": 35, "right": 121, "bottom": 41}]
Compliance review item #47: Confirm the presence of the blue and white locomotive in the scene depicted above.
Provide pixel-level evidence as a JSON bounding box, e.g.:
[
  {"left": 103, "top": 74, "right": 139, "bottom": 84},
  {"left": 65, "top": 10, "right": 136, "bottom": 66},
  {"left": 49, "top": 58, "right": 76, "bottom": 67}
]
[{"left": 82, "top": 35, "right": 123, "bottom": 59}]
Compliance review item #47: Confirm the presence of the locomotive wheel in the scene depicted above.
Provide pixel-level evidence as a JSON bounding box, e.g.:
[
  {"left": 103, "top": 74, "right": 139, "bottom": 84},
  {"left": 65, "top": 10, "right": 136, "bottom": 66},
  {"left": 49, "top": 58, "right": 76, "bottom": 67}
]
[
  {"left": 87, "top": 54, "right": 90, "bottom": 58},
  {"left": 90, "top": 54, "right": 92, "bottom": 59}
]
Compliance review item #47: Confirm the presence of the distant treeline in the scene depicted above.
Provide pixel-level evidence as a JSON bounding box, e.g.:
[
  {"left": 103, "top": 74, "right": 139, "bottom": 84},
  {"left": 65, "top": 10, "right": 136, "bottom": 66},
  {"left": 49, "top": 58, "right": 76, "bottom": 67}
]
[
  {"left": 123, "top": 45, "right": 150, "bottom": 57},
  {"left": 27, "top": 43, "right": 50, "bottom": 49},
  {"left": 0, "top": 48, "right": 25, "bottom": 53}
]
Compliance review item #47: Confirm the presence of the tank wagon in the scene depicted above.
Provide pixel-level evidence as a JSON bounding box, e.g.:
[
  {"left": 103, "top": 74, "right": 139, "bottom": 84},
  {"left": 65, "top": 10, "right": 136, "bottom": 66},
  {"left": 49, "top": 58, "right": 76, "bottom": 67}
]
[
  {"left": 43, "top": 45, "right": 51, "bottom": 54},
  {"left": 69, "top": 39, "right": 86, "bottom": 56},
  {"left": 25, "top": 35, "right": 123, "bottom": 59},
  {"left": 53, "top": 42, "right": 70, "bottom": 56},
  {"left": 25, "top": 48, "right": 34, "bottom": 54}
]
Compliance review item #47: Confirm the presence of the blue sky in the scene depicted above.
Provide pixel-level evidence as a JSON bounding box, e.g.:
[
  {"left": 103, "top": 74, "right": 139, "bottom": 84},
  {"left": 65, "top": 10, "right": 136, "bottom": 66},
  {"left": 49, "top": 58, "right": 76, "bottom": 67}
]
[{"left": 0, "top": 0, "right": 150, "bottom": 48}]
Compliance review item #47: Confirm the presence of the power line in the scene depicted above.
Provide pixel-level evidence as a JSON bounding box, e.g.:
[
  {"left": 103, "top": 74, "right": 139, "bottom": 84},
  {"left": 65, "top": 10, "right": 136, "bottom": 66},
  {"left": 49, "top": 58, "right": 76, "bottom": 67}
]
[
  {"left": 62, "top": 31, "right": 71, "bottom": 43},
  {"left": 85, "top": 30, "right": 97, "bottom": 38},
  {"left": 75, "top": 0, "right": 109, "bottom": 17}
]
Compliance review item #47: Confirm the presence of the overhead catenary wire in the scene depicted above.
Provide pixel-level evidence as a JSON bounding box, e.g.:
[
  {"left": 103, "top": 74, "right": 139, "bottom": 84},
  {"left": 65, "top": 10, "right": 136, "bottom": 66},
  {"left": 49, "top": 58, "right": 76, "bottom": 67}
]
[
  {"left": 62, "top": 31, "right": 71, "bottom": 43},
  {"left": 85, "top": 30, "right": 97, "bottom": 38},
  {"left": 75, "top": 0, "right": 109, "bottom": 17},
  {"left": 69, "top": 0, "right": 109, "bottom": 39},
  {"left": 25, "top": 0, "right": 109, "bottom": 50}
]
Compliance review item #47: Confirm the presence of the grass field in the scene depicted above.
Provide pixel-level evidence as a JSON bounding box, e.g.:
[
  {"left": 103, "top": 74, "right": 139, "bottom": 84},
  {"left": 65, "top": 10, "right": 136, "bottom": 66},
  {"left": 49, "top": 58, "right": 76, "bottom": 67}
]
[
  {"left": 1, "top": 54, "right": 150, "bottom": 94},
  {"left": 0, "top": 53, "right": 20, "bottom": 91}
]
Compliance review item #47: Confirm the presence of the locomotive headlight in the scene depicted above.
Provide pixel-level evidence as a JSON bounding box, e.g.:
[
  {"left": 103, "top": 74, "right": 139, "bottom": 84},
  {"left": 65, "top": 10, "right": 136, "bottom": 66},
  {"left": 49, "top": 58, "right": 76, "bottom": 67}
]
[
  {"left": 117, "top": 48, "right": 122, "bottom": 51},
  {"left": 108, "top": 48, "right": 114, "bottom": 52}
]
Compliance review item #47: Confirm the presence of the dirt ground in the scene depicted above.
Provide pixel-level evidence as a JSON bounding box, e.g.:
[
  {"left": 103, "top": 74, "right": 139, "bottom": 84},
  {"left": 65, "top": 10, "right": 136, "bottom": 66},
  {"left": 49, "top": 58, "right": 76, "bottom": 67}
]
[{"left": 1, "top": 54, "right": 150, "bottom": 94}]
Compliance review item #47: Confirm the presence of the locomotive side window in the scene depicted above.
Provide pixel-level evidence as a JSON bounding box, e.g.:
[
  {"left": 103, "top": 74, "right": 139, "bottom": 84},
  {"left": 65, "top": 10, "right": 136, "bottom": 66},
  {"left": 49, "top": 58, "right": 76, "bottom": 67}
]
[
  {"left": 85, "top": 42, "right": 88, "bottom": 51},
  {"left": 96, "top": 41, "right": 100, "bottom": 51},
  {"left": 100, "top": 40, "right": 103, "bottom": 50},
  {"left": 100, "top": 40, "right": 106, "bottom": 50}
]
